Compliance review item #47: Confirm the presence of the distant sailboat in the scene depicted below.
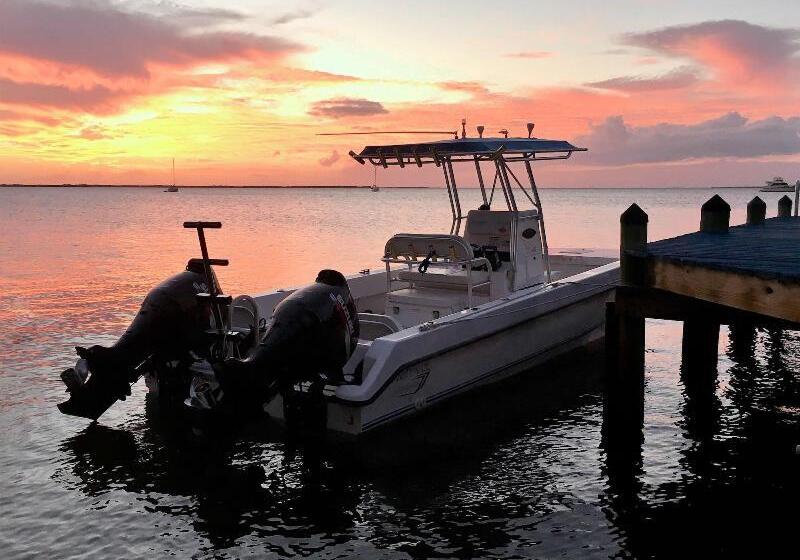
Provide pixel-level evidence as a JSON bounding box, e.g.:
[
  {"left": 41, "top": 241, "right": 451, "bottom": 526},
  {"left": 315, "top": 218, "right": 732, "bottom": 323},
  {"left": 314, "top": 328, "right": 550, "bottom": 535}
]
[{"left": 165, "top": 158, "right": 179, "bottom": 192}]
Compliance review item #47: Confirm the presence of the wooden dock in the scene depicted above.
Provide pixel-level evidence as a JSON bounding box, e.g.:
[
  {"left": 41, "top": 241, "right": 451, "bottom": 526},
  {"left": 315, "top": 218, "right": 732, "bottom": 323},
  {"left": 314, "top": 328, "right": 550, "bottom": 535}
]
[{"left": 605, "top": 194, "right": 800, "bottom": 432}]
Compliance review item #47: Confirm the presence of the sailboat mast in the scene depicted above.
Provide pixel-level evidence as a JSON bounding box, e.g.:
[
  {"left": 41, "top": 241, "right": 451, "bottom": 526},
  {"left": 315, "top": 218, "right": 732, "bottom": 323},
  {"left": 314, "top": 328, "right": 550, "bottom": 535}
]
[{"left": 172, "top": 158, "right": 175, "bottom": 187}]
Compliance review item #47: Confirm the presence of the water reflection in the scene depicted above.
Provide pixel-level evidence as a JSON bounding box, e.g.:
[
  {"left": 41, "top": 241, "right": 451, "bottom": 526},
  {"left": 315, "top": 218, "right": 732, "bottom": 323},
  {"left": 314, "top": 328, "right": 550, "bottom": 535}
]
[
  {"left": 54, "top": 348, "right": 615, "bottom": 557},
  {"left": 600, "top": 323, "right": 800, "bottom": 559}
]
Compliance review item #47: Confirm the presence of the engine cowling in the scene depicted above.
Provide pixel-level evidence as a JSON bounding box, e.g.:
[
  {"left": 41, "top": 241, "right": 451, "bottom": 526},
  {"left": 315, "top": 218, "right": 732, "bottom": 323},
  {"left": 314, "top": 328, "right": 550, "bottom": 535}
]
[
  {"left": 219, "top": 269, "right": 359, "bottom": 404},
  {"left": 58, "top": 260, "right": 215, "bottom": 419}
]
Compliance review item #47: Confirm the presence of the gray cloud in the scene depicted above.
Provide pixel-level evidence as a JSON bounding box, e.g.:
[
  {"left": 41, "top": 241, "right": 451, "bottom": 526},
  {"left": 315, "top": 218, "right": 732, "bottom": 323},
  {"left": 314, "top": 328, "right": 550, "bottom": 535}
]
[
  {"left": 576, "top": 112, "right": 800, "bottom": 166},
  {"left": 0, "top": 77, "right": 123, "bottom": 110},
  {"left": 585, "top": 67, "right": 699, "bottom": 92},
  {"left": 308, "top": 98, "right": 388, "bottom": 118},
  {"left": 271, "top": 9, "right": 316, "bottom": 25}
]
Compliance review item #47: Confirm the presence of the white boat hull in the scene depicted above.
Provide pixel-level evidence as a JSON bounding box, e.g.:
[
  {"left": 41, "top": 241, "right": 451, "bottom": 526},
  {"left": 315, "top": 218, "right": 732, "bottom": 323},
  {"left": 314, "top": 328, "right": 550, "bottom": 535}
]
[{"left": 261, "top": 259, "right": 619, "bottom": 436}]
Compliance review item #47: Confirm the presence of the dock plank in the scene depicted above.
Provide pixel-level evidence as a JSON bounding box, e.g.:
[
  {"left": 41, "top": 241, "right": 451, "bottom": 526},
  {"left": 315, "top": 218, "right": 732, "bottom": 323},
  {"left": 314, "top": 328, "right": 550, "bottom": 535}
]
[{"left": 647, "top": 217, "right": 800, "bottom": 282}]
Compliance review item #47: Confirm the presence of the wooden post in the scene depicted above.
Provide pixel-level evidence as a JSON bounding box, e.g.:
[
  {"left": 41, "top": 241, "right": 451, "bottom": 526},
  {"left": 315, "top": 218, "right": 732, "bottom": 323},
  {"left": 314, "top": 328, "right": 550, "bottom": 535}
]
[
  {"left": 681, "top": 197, "right": 723, "bottom": 398},
  {"left": 700, "top": 195, "right": 730, "bottom": 233},
  {"left": 620, "top": 203, "right": 648, "bottom": 285},
  {"left": 746, "top": 196, "right": 766, "bottom": 225},
  {"left": 606, "top": 205, "right": 648, "bottom": 434},
  {"left": 681, "top": 318, "right": 720, "bottom": 439},
  {"left": 604, "top": 299, "right": 645, "bottom": 449},
  {"left": 795, "top": 181, "right": 800, "bottom": 216},
  {"left": 728, "top": 321, "right": 756, "bottom": 360},
  {"left": 681, "top": 319, "right": 720, "bottom": 381},
  {"left": 778, "top": 195, "right": 792, "bottom": 217}
]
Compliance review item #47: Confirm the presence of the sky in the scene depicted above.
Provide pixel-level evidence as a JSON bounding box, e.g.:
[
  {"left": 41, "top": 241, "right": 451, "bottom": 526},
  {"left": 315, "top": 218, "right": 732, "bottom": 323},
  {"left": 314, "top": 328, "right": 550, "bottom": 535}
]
[{"left": 1, "top": 0, "right": 799, "bottom": 187}]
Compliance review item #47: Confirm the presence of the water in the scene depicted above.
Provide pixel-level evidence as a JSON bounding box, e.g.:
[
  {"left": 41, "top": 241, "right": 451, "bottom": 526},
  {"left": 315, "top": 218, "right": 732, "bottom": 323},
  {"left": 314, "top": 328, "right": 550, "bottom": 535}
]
[{"left": 1, "top": 186, "right": 799, "bottom": 558}]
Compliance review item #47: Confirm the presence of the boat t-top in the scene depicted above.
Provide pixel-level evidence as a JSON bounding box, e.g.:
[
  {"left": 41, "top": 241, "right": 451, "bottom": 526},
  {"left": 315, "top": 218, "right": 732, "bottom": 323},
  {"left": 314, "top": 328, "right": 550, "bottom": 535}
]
[{"left": 58, "top": 122, "right": 620, "bottom": 437}]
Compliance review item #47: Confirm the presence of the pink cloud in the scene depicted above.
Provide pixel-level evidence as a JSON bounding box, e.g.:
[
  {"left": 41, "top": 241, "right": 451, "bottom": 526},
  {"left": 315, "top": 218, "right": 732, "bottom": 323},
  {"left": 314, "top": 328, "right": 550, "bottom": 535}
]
[
  {"left": 0, "top": 0, "right": 301, "bottom": 79},
  {"left": 623, "top": 20, "right": 800, "bottom": 87},
  {"left": 503, "top": 51, "right": 553, "bottom": 59},
  {"left": 438, "top": 81, "right": 493, "bottom": 97},
  {"left": 318, "top": 150, "right": 340, "bottom": 167}
]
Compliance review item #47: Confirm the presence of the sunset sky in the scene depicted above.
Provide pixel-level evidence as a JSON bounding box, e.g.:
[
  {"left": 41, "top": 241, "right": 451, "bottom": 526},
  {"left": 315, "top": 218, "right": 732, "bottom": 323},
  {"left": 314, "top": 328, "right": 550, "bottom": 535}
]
[{"left": 1, "top": 0, "right": 799, "bottom": 187}]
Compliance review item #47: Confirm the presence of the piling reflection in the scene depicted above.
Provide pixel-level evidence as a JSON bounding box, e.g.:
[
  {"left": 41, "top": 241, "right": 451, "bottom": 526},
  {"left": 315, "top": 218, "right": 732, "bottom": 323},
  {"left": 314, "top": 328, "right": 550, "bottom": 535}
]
[{"left": 598, "top": 321, "right": 800, "bottom": 559}]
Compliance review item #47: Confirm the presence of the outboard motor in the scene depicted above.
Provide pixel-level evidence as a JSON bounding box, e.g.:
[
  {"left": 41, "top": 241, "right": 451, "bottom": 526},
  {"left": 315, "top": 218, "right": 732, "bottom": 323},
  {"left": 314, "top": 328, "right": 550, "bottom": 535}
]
[
  {"left": 217, "top": 269, "right": 360, "bottom": 411},
  {"left": 58, "top": 259, "right": 216, "bottom": 420}
]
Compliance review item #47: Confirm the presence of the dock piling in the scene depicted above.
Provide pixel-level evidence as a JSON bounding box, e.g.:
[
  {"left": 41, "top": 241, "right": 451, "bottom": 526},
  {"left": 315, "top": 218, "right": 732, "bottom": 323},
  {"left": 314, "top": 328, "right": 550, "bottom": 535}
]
[
  {"left": 608, "top": 194, "right": 800, "bottom": 454},
  {"left": 605, "top": 204, "right": 649, "bottom": 429},
  {"left": 778, "top": 195, "right": 792, "bottom": 217},
  {"left": 620, "top": 203, "right": 648, "bottom": 284},
  {"left": 700, "top": 195, "right": 730, "bottom": 233},
  {"left": 746, "top": 196, "right": 766, "bottom": 225},
  {"left": 681, "top": 319, "right": 720, "bottom": 393}
]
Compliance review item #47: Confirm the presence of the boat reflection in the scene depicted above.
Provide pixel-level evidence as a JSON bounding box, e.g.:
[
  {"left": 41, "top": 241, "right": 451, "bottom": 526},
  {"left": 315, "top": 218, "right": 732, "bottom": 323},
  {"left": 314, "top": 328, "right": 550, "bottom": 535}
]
[{"left": 56, "top": 347, "right": 608, "bottom": 552}]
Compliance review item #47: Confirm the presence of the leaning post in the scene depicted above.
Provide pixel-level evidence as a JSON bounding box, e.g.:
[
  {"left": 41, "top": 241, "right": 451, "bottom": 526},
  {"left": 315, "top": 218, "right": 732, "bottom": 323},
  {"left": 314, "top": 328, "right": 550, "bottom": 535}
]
[
  {"left": 778, "top": 195, "right": 792, "bottom": 218},
  {"left": 746, "top": 196, "right": 766, "bottom": 225}
]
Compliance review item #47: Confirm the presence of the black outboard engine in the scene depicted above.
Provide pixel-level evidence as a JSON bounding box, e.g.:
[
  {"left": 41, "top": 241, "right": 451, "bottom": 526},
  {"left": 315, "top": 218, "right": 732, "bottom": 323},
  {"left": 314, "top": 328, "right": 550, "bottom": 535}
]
[
  {"left": 58, "top": 259, "right": 216, "bottom": 420},
  {"left": 218, "top": 269, "right": 360, "bottom": 411}
]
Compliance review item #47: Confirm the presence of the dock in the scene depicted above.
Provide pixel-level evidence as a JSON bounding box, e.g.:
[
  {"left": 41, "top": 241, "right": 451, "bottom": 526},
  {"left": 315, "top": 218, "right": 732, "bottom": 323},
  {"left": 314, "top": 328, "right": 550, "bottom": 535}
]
[{"left": 605, "top": 194, "right": 800, "bottom": 432}]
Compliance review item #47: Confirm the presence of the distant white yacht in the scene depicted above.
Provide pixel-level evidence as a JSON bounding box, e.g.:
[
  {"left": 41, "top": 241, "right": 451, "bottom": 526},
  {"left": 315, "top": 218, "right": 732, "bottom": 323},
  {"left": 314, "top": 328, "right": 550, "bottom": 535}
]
[{"left": 760, "top": 177, "right": 793, "bottom": 192}]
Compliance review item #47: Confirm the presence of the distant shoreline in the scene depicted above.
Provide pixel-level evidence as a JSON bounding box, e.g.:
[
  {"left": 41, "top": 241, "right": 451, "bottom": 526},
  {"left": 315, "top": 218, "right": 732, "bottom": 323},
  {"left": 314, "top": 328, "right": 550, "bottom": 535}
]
[
  {"left": 0, "top": 184, "right": 766, "bottom": 189},
  {"left": 0, "top": 184, "right": 401, "bottom": 189}
]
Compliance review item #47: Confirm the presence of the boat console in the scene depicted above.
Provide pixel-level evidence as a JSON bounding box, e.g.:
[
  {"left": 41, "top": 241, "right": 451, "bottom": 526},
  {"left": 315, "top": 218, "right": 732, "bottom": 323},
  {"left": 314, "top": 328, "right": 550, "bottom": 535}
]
[{"left": 381, "top": 209, "right": 547, "bottom": 327}]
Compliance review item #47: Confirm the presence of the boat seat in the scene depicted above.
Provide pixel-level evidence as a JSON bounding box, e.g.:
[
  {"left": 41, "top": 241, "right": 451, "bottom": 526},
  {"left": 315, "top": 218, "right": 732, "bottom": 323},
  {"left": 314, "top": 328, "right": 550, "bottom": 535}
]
[
  {"left": 358, "top": 312, "right": 402, "bottom": 340},
  {"left": 396, "top": 267, "right": 490, "bottom": 290}
]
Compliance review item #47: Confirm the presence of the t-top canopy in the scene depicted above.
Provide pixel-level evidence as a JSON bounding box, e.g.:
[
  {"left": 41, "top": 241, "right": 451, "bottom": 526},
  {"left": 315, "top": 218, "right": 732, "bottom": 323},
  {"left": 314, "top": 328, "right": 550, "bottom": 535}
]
[{"left": 351, "top": 136, "right": 586, "bottom": 166}]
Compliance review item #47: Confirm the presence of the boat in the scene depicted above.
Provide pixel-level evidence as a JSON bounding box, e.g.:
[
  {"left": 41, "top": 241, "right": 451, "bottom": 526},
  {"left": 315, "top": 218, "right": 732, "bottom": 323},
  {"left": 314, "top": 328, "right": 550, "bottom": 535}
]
[
  {"left": 257, "top": 124, "right": 619, "bottom": 435},
  {"left": 57, "top": 124, "right": 620, "bottom": 437},
  {"left": 164, "top": 158, "right": 179, "bottom": 192},
  {"left": 760, "top": 177, "right": 794, "bottom": 192}
]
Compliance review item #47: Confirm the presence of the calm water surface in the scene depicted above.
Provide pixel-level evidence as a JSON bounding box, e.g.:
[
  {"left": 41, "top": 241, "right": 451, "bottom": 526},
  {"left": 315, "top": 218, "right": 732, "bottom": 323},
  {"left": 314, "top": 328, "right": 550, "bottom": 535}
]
[{"left": 1, "top": 186, "right": 799, "bottom": 558}]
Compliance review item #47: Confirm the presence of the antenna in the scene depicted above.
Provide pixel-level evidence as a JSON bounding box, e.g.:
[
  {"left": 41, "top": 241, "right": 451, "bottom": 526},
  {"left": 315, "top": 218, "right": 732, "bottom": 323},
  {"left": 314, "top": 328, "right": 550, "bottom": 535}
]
[
  {"left": 477, "top": 125, "right": 484, "bottom": 138},
  {"left": 527, "top": 122, "right": 535, "bottom": 138},
  {"left": 461, "top": 118, "right": 467, "bottom": 139},
  {"left": 498, "top": 129, "right": 509, "bottom": 139}
]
